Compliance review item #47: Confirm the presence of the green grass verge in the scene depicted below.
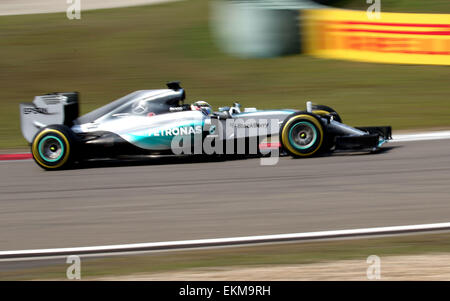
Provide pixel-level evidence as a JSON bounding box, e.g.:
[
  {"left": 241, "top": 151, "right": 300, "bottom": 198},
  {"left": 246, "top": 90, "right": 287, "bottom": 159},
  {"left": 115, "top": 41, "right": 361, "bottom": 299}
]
[
  {"left": 3, "top": 232, "right": 450, "bottom": 280},
  {"left": 0, "top": 0, "right": 449, "bottom": 148}
]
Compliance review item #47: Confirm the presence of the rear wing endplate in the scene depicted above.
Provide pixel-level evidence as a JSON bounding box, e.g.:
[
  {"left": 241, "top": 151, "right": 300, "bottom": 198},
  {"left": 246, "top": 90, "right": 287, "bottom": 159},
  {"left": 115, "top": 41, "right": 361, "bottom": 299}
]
[{"left": 20, "top": 92, "right": 79, "bottom": 143}]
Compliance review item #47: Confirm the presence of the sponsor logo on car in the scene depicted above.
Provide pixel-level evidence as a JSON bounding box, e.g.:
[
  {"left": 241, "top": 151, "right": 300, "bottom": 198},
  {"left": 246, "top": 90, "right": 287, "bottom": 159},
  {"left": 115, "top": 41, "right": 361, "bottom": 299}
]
[
  {"left": 148, "top": 125, "right": 203, "bottom": 137},
  {"left": 234, "top": 121, "right": 268, "bottom": 128},
  {"left": 23, "top": 107, "right": 52, "bottom": 115}
]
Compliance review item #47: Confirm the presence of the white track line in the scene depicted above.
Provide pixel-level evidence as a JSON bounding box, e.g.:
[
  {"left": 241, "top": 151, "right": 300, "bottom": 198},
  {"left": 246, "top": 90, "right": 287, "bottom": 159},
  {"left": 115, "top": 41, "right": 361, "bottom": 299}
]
[
  {"left": 2, "top": 222, "right": 450, "bottom": 261},
  {"left": 392, "top": 130, "right": 450, "bottom": 142}
]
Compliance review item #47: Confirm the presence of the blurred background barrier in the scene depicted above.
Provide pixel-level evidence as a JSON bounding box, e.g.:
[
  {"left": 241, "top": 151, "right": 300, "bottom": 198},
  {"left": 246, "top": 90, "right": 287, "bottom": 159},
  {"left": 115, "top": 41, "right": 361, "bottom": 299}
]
[
  {"left": 303, "top": 9, "right": 450, "bottom": 65},
  {"left": 210, "top": 0, "right": 323, "bottom": 57},
  {"left": 211, "top": 0, "right": 450, "bottom": 65}
]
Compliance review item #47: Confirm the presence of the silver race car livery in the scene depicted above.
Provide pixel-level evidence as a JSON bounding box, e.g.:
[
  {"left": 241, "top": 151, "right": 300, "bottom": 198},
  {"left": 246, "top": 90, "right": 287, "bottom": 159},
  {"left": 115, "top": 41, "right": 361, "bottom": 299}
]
[{"left": 20, "top": 82, "right": 392, "bottom": 170}]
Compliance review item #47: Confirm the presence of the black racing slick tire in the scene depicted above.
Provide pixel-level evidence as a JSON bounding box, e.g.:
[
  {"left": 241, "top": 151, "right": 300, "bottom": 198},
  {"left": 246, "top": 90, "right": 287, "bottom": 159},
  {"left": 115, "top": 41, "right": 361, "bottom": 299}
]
[
  {"left": 311, "top": 104, "right": 342, "bottom": 123},
  {"left": 31, "top": 125, "right": 77, "bottom": 170},
  {"left": 280, "top": 112, "right": 325, "bottom": 158}
]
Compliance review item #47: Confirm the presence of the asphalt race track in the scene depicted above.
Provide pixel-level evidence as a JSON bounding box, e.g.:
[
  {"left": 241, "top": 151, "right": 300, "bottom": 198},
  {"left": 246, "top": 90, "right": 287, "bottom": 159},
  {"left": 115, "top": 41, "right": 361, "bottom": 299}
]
[{"left": 0, "top": 139, "right": 450, "bottom": 251}]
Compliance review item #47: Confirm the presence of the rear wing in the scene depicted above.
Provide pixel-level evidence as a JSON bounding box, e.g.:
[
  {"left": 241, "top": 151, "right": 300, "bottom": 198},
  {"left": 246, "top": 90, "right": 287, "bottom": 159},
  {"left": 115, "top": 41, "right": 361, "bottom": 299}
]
[{"left": 20, "top": 92, "right": 79, "bottom": 143}]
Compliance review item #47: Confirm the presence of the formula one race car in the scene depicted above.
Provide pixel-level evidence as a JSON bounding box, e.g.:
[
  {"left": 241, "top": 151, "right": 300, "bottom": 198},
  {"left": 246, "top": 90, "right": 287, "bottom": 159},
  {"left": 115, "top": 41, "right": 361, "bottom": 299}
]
[{"left": 20, "top": 82, "right": 392, "bottom": 170}]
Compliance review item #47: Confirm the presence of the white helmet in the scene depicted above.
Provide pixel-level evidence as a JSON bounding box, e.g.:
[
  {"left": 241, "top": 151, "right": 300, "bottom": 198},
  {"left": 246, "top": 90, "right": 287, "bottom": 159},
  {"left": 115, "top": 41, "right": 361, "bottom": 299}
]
[{"left": 191, "top": 101, "right": 213, "bottom": 115}]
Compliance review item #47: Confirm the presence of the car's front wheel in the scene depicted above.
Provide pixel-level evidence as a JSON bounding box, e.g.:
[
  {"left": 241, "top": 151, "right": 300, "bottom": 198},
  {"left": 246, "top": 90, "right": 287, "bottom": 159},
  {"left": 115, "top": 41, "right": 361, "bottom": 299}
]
[
  {"left": 311, "top": 104, "right": 342, "bottom": 123},
  {"left": 280, "top": 112, "right": 325, "bottom": 158},
  {"left": 31, "top": 125, "right": 77, "bottom": 170}
]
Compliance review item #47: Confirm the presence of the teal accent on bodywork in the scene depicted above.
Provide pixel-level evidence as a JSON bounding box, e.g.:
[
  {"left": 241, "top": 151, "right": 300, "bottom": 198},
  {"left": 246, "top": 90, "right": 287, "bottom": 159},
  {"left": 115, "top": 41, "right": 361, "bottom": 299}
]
[
  {"left": 288, "top": 121, "right": 317, "bottom": 150},
  {"left": 124, "top": 120, "right": 205, "bottom": 150},
  {"left": 128, "top": 134, "right": 172, "bottom": 148},
  {"left": 209, "top": 125, "right": 216, "bottom": 134},
  {"left": 378, "top": 138, "right": 387, "bottom": 148},
  {"left": 38, "top": 135, "right": 65, "bottom": 162}
]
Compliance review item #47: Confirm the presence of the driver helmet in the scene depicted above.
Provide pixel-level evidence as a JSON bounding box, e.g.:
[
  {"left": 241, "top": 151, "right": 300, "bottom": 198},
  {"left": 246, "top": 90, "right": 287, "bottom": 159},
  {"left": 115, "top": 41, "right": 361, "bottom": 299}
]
[{"left": 191, "top": 100, "right": 213, "bottom": 115}]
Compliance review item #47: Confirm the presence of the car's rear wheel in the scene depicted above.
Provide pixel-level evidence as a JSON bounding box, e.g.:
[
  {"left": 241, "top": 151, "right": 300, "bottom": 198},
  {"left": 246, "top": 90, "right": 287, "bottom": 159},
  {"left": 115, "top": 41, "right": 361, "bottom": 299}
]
[
  {"left": 31, "top": 125, "right": 77, "bottom": 170},
  {"left": 280, "top": 112, "right": 324, "bottom": 158}
]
